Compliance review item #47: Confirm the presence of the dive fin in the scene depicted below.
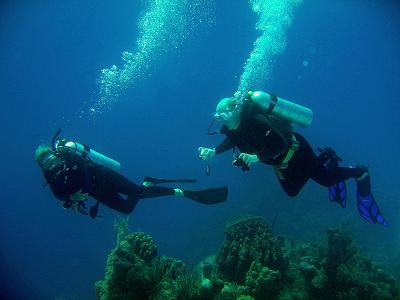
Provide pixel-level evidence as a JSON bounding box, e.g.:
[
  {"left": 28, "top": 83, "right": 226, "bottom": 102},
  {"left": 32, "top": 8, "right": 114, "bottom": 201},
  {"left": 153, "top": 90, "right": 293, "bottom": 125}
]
[
  {"left": 144, "top": 176, "right": 196, "bottom": 185},
  {"left": 357, "top": 191, "right": 388, "bottom": 227},
  {"left": 329, "top": 181, "right": 347, "bottom": 208},
  {"left": 356, "top": 175, "right": 388, "bottom": 226},
  {"left": 183, "top": 186, "right": 228, "bottom": 205}
]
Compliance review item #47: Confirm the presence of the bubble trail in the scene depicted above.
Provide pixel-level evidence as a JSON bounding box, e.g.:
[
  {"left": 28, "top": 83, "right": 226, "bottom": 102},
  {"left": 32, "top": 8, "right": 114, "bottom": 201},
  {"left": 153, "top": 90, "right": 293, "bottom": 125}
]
[
  {"left": 235, "top": 0, "right": 302, "bottom": 101},
  {"left": 93, "top": 0, "right": 215, "bottom": 115}
]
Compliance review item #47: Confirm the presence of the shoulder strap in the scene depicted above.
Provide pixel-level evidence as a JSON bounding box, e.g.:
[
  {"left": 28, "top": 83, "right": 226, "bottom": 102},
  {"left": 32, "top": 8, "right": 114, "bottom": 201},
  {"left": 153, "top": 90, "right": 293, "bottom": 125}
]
[{"left": 254, "top": 113, "right": 292, "bottom": 147}]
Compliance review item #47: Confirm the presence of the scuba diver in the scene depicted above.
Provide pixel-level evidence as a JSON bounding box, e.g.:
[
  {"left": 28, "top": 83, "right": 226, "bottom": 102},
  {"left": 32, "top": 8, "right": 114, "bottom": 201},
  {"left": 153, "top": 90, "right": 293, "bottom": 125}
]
[
  {"left": 36, "top": 129, "right": 228, "bottom": 219},
  {"left": 198, "top": 91, "right": 388, "bottom": 226}
]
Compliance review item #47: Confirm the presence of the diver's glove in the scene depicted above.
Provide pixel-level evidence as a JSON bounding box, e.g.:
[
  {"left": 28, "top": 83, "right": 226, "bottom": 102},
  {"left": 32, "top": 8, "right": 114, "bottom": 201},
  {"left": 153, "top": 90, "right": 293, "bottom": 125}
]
[
  {"left": 238, "top": 153, "right": 259, "bottom": 167},
  {"left": 70, "top": 189, "right": 89, "bottom": 201},
  {"left": 62, "top": 200, "right": 88, "bottom": 215},
  {"left": 198, "top": 147, "right": 216, "bottom": 160}
]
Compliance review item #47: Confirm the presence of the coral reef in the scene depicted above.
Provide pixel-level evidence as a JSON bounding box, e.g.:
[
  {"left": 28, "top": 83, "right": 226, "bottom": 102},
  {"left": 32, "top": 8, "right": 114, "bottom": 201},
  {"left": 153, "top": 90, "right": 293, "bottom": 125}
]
[{"left": 96, "top": 216, "right": 399, "bottom": 300}]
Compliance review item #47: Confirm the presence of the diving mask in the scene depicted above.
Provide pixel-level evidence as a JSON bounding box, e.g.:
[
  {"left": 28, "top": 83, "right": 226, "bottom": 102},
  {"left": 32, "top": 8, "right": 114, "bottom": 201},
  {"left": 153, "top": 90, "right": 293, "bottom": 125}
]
[
  {"left": 39, "top": 152, "right": 56, "bottom": 167},
  {"left": 39, "top": 152, "right": 62, "bottom": 170},
  {"left": 213, "top": 110, "right": 234, "bottom": 122}
]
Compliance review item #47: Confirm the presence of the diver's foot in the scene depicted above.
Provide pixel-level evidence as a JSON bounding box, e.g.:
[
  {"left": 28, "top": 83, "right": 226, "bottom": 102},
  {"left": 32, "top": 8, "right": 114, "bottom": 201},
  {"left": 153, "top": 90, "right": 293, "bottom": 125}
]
[
  {"left": 355, "top": 165, "right": 369, "bottom": 181},
  {"left": 174, "top": 188, "right": 184, "bottom": 197},
  {"left": 354, "top": 165, "right": 371, "bottom": 197},
  {"left": 142, "top": 176, "right": 156, "bottom": 187}
]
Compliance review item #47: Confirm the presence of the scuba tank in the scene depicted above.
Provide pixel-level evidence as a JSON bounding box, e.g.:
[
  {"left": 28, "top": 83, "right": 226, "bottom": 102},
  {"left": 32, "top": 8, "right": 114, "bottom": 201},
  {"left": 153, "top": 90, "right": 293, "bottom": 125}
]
[
  {"left": 248, "top": 91, "right": 313, "bottom": 128},
  {"left": 51, "top": 129, "right": 121, "bottom": 171},
  {"left": 60, "top": 141, "right": 121, "bottom": 171}
]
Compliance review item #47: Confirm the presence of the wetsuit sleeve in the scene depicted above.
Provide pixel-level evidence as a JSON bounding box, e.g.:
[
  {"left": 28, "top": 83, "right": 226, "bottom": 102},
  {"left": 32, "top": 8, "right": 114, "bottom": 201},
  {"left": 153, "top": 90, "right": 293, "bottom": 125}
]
[{"left": 215, "top": 137, "right": 234, "bottom": 155}]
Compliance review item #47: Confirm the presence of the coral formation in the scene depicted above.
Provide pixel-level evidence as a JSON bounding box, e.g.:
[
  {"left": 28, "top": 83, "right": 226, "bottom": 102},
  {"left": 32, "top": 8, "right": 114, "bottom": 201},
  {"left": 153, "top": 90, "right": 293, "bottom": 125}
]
[
  {"left": 216, "top": 216, "right": 288, "bottom": 283},
  {"left": 95, "top": 218, "right": 188, "bottom": 300},
  {"left": 96, "top": 216, "right": 399, "bottom": 300}
]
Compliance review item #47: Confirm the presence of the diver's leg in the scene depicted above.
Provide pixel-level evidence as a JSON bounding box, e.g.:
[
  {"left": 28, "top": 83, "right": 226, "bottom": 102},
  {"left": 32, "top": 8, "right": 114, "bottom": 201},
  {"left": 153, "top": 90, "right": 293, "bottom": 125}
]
[
  {"left": 292, "top": 133, "right": 362, "bottom": 187},
  {"left": 102, "top": 167, "right": 226, "bottom": 204},
  {"left": 275, "top": 165, "right": 308, "bottom": 197},
  {"left": 276, "top": 176, "right": 308, "bottom": 197},
  {"left": 108, "top": 169, "right": 177, "bottom": 199},
  {"left": 275, "top": 133, "right": 311, "bottom": 197},
  {"left": 309, "top": 164, "right": 362, "bottom": 187},
  {"left": 136, "top": 186, "right": 176, "bottom": 199},
  {"left": 97, "top": 193, "right": 139, "bottom": 214},
  {"left": 107, "top": 170, "right": 146, "bottom": 195},
  {"left": 94, "top": 187, "right": 175, "bottom": 214}
]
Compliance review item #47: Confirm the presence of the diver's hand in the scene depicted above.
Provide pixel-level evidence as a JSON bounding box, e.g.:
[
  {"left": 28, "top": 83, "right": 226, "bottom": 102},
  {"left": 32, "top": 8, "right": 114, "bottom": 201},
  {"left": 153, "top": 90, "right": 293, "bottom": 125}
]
[
  {"left": 61, "top": 200, "right": 89, "bottom": 215},
  {"left": 70, "top": 189, "right": 89, "bottom": 201},
  {"left": 239, "top": 153, "right": 259, "bottom": 167},
  {"left": 198, "top": 147, "right": 216, "bottom": 160}
]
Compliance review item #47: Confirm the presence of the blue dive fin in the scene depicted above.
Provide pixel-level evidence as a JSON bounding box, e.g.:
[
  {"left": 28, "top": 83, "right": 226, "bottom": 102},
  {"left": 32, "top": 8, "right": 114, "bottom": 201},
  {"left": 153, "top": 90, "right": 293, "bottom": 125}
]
[
  {"left": 329, "top": 181, "right": 347, "bottom": 208},
  {"left": 356, "top": 191, "right": 388, "bottom": 227}
]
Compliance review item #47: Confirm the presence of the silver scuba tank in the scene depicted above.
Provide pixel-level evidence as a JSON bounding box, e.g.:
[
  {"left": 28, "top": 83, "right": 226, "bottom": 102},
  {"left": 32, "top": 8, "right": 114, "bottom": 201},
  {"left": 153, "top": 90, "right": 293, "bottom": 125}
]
[
  {"left": 60, "top": 141, "right": 121, "bottom": 171},
  {"left": 248, "top": 91, "right": 313, "bottom": 128}
]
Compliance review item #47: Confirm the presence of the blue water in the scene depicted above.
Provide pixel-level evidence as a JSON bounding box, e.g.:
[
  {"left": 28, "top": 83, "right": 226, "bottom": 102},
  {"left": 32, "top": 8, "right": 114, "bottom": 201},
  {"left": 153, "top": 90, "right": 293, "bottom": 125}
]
[{"left": 1, "top": 1, "right": 399, "bottom": 299}]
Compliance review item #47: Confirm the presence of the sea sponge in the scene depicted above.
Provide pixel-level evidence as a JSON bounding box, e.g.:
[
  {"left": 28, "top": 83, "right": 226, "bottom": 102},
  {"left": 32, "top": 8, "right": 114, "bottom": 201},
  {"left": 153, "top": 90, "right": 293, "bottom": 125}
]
[{"left": 216, "top": 216, "right": 288, "bottom": 283}]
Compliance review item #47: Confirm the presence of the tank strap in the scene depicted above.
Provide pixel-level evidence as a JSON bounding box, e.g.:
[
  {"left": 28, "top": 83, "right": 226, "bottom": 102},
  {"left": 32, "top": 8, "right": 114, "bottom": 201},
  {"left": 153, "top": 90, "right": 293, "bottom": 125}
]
[
  {"left": 266, "top": 93, "right": 278, "bottom": 114},
  {"left": 274, "top": 135, "right": 300, "bottom": 179},
  {"left": 81, "top": 144, "right": 90, "bottom": 160}
]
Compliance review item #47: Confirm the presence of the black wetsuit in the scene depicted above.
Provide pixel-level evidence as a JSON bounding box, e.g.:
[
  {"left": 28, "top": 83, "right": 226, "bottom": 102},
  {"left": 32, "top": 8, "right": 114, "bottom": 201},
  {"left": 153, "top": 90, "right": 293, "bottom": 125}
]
[
  {"left": 215, "top": 101, "right": 361, "bottom": 196},
  {"left": 43, "top": 150, "right": 175, "bottom": 214}
]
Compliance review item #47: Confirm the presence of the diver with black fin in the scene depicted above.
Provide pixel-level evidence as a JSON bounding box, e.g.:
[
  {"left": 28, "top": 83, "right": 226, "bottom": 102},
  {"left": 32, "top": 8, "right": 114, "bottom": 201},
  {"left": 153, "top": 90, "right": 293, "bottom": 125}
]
[
  {"left": 36, "top": 129, "right": 228, "bottom": 219},
  {"left": 198, "top": 91, "right": 388, "bottom": 226}
]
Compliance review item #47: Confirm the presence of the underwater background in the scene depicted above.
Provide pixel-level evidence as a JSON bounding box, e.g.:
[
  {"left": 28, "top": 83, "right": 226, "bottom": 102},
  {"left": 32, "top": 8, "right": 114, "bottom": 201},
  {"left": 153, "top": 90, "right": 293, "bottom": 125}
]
[{"left": 0, "top": 0, "right": 399, "bottom": 299}]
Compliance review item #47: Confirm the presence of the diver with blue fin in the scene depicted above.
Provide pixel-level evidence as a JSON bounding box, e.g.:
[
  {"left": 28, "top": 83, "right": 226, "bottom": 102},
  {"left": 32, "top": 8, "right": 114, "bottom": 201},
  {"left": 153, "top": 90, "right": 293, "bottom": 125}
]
[
  {"left": 36, "top": 129, "right": 228, "bottom": 219},
  {"left": 198, "top": 91, "right": 388, "bottom": 226}
]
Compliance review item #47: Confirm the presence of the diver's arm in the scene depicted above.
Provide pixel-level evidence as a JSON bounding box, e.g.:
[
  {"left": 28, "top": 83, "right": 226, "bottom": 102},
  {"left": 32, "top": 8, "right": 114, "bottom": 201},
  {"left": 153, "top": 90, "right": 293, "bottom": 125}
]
[
  {"left": 215, "top": 137, "right": 234, "bottom": 155},
  {"left": 198, "top": 138, "right": 233, "bottom": 160}
]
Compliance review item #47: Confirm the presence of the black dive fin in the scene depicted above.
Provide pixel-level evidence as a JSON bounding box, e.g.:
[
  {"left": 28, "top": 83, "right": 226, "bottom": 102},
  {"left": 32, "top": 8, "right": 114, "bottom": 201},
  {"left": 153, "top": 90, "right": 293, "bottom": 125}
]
[
  {"left": 144, "top": 176, "right": 197, "bottom": 185},
  {"left": 183, "top": 186, "right": 228, "bottom": 205}
]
